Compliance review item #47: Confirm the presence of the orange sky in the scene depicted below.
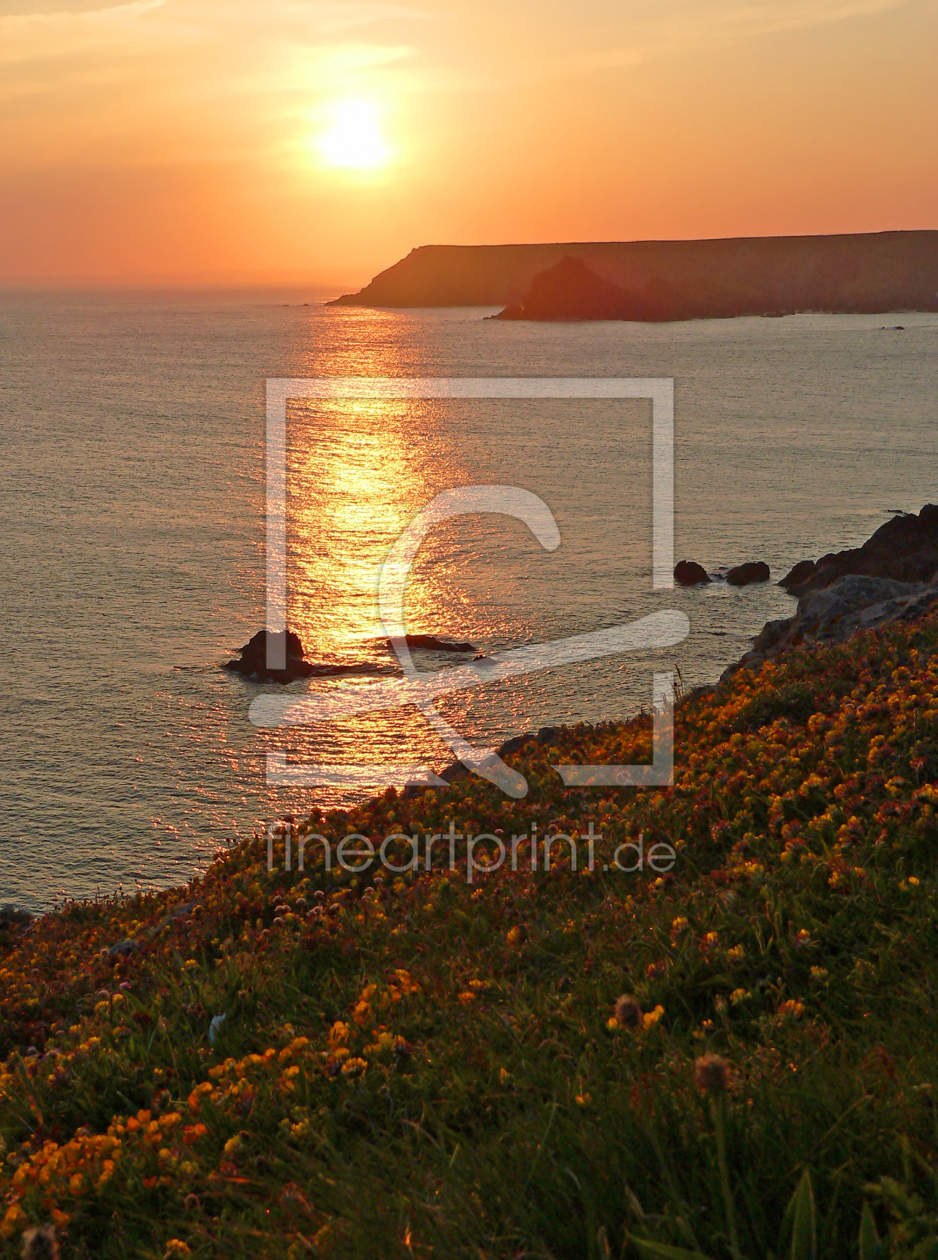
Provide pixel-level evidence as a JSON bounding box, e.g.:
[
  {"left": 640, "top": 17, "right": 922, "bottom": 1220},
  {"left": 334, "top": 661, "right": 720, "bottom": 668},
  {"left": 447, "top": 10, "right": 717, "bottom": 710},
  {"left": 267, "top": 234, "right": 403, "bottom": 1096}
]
[{"left": 1, "top": 0, "right": 936, "bottom": 289}]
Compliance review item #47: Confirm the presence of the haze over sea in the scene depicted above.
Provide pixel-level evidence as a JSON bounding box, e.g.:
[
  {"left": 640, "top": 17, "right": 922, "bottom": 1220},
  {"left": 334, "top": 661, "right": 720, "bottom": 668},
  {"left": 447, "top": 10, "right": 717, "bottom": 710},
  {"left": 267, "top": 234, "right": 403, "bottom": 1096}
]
[{"left": 1, "top": 292, "right": 936, "bottom": 912}]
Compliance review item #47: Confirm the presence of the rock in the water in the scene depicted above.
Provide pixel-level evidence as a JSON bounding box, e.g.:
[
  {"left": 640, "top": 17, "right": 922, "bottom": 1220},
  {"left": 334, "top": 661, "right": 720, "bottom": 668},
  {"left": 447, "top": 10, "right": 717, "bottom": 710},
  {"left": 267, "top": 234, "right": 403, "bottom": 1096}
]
[
  {"left": 784, "top": 504, "right": 938, "bottom": 596},
  {"left": 381, "top": 633, "right": 476, "bottom": 653},
  {"left": 225, "top": 629, "right": 314, "bottom": 682},
  {"left": 674, "top": 560, "right": 712, "bottom": 586},
  {"left": 225, "top": 630, "right": 392, "bottom": 684},
  {"left": 778, "top": 559, "right": 817, "bottom": 590},
  {"left": 726, "top": 561, "right": 771, "bottom": 587}
]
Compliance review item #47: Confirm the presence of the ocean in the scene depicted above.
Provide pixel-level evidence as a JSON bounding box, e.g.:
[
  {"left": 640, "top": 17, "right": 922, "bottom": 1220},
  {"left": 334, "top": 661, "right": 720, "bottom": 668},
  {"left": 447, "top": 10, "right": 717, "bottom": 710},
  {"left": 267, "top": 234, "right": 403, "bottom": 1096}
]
[{"left": 1, "top": 291, "right": 936, "bottom": 911}]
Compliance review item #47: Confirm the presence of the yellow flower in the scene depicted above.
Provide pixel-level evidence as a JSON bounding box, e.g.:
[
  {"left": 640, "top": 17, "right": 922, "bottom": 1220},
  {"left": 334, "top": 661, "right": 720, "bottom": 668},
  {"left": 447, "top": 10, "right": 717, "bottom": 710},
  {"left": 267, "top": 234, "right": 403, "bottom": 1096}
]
[
  {"left": 499, "top": 1068, "right": 511, "bottom": 1085},
  {"left": 163, "top": 1243, "right": 192, "bottom": 1259},
  {"left": 327, "top": 1021, "right": 350, "bottom": 1046},
  {"left": 575, "top": 1093, "right": 592, "bottom": 1107},
  {"left": 777, "top": 1000, "right": 804, "bottom": 1019},
  {"left": 0, "top": 1204, "right": 27, "bottom": 1240},
  {"left": 341, "top": 1057, "right": 367, "bottom": 1077},
  {"left": 506, "top": 926, "right": 523, "bottom": 945},
  {"left": 642, "top": 1005, "right": 665, "bottom": 1031}
]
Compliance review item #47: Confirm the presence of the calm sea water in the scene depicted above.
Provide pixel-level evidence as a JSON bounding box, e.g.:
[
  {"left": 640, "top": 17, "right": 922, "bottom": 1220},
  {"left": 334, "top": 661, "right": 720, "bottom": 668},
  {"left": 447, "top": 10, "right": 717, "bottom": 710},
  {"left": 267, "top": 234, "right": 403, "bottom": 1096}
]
[{"left": 1, "top": 291, "right": 936, "bottom": 911}]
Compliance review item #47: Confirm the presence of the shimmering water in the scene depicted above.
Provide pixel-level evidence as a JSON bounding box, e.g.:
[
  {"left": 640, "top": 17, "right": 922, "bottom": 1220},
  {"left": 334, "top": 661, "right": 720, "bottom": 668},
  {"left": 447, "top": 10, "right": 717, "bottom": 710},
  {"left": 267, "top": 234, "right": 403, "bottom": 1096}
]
[{"left": 1, "top": 291, "right": 936, "bottom": 910}]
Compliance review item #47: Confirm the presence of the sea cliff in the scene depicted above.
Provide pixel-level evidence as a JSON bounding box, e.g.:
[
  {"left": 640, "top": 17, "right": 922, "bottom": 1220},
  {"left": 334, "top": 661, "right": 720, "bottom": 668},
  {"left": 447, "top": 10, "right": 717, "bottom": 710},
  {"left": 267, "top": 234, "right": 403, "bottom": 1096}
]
[{"left": 330, "top": 229, "right": 938, "bottom": 318}]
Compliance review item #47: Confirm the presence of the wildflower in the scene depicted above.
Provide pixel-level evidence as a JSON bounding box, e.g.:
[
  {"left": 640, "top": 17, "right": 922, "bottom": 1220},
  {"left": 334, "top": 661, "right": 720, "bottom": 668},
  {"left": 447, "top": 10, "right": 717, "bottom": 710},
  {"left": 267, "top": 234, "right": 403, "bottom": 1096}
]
[
  {"left": 694, "top": 1054, "right": 728, "bottom": 1095},
  {"left": 777, "top": 1000, "right": 804, "bottom": 1019},
  {"left": 612, "top": 994, "right": 641, "bottom": 1028},
  {"left": 1, "top": 1204, "right": 27, "bottom": 1241},
  {"left": 506, "top": 926, "right": 524, "bottom": 946},
  {"left": 575, "top": 1093, "right": 592, "bottom": 1106},
  {"left": 727, "top": 945, "right": 746, "bottom": 962},
  {"left": 341, "top": 1057, "right": 367, "bottom": 1077},
  {"left": 810, "top": 967, "right": 828, "bottom": 980},
  {"left": 163, "top": 1243, "right": 192, "bottom": 1260},
  {"left": 328, "top": 1021, "right": 350, "bottom": 1047},
  {"left": 729, "top": 988, "right": 750, "bottom": 1005},
  {"left": 499, "top": 1068, "right": 511, "bottom": 1085},
  {"left": 642, "top": 1005, "right": 665, "bottom": 1031}
]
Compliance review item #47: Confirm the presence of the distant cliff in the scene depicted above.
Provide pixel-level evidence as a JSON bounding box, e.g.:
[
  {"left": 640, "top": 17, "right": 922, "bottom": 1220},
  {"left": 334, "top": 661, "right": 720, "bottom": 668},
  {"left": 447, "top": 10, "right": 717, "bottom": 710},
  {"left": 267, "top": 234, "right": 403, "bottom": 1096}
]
[{"left": 329, "top": 230, "right": 938, "bottom": 318}]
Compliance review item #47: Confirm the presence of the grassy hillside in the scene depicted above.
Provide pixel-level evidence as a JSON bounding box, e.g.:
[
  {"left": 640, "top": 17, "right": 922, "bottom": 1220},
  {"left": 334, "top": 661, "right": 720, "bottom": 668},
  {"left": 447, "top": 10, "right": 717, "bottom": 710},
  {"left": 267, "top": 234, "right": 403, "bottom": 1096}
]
[{"left": 4, "top": 611, "right": 938, "bottom": 1258}]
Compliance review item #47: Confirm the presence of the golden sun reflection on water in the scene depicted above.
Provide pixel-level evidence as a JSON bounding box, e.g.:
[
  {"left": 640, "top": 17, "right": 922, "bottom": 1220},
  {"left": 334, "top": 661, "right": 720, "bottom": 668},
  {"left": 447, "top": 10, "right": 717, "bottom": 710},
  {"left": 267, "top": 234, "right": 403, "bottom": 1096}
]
[{"left": 287, "top": 396, "right": 465, "bottom": 658}]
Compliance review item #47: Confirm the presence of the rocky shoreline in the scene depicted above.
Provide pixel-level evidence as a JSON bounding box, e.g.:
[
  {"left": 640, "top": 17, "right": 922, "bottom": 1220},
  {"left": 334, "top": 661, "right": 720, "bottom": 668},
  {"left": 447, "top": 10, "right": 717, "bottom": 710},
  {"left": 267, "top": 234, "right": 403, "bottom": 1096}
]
[
  {"left": 723, "top": 504, "right": 938, "bottom": 678},
  {"left": 444, "top": 504, "right": 938, "bottom": 781}
]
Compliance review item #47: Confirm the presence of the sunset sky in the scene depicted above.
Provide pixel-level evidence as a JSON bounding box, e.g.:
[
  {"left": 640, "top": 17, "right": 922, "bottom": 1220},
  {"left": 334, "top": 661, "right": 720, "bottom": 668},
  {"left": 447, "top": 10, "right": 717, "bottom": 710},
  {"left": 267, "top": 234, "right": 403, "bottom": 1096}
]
[{"left": 1, "top": 0, "right": 936, "bottom": 289}]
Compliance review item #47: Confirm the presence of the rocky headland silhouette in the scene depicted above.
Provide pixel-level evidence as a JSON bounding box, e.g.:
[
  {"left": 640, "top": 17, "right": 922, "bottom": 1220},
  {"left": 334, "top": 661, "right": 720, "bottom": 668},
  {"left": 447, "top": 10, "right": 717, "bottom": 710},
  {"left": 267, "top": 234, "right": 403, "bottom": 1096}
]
[{"left": 330, "top": 230, "right": 938, "bottom": 321}]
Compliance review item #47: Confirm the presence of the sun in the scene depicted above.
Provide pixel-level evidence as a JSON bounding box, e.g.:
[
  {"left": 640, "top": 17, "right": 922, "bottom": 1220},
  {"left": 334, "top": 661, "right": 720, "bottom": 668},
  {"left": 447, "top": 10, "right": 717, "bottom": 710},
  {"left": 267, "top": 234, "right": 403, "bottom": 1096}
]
[{"left": 318, "top": 101, "right": 390, "bottom": 169}]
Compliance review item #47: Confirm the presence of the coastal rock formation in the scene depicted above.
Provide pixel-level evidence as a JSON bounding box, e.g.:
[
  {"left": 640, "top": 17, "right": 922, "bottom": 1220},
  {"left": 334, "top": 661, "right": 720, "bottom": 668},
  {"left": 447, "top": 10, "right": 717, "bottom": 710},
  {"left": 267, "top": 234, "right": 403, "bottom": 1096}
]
[
  {"left": 777, "top": 559, "right": 817, "bottom": 591},
  {"left": 674, "top": 561, "right": 712, "bottom": 586},
  {"left": 726, "top": 574, "right": 938, "bottom": 681},
  {"left": 778, "top": 505, "right": 938, "bottom": 596},
  {"left": 489, "top": 256, "right": 677, "bottom": 322},
  {"left": 328, "top": 231, "right": 938, "bottom": 319},
  {"left": 726, "top": 561, "right": 771, "bottom": 587},
  {"left": 225, "top": 630, "right": 313, "bottom": 682},
  {"left": 225, "top": 630, "right": 390, "bottom": 684}
]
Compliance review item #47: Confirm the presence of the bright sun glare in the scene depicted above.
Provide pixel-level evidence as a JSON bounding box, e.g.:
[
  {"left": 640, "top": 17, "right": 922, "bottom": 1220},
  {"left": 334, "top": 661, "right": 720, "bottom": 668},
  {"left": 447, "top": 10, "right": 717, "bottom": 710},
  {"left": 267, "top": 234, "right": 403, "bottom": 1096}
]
[{"left": 318, "top": 101, "right": 390, "bottom": 169}]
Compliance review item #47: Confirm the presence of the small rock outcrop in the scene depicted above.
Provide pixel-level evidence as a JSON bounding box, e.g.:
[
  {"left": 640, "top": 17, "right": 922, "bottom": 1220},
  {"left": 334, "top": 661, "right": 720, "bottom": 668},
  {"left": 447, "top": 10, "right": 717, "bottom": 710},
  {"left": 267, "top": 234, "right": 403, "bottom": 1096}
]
[
  {"left": 381, "top": 633, "right": 476, "bottom": 653},
  {"left": 726, "top": 561, "right": 771, "bottom": 587},
  {"left": 225, "top": 630, "right": 314, "bottom": 682},
  {"left": 225, "top": 631, "right": 390, "bottom": 684},
  {"left": 674, "top": 561, "right": 712, "bottom": 586},
  {"left": 779, "top": 505, "right": 938, "bottom": 596}
]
